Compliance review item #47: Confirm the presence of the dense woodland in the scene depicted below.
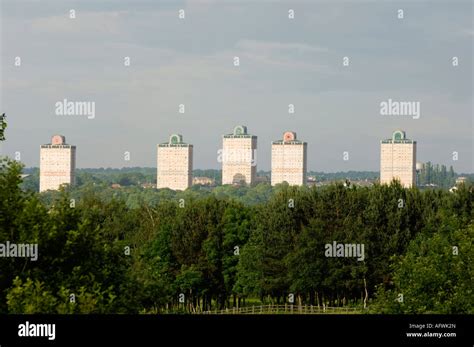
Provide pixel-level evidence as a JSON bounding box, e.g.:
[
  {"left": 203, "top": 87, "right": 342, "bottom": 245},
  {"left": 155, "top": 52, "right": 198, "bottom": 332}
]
[{"left": 1, "top": 116, "right": 473, "bottom": 314}]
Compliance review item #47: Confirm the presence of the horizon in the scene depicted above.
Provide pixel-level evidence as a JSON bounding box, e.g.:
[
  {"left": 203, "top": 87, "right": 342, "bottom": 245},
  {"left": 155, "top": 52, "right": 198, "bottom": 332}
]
[{"left": 21, "top": 166, "right": 473, "bottom": 175}]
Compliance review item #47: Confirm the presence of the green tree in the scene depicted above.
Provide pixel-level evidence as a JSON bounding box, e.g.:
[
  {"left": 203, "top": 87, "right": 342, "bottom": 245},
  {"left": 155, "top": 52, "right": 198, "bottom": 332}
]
[
  {"left": 0, "top": 113, "right": 6, "bottom": 141},
  {"left": 372, "top": 222, "right": 474, "bottom": 313}
]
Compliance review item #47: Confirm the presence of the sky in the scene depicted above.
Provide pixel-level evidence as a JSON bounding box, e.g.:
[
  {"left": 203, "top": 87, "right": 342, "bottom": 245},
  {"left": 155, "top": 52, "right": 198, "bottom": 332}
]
[{"left": 0, "top": 0, "right": 473, "bottom": 172}]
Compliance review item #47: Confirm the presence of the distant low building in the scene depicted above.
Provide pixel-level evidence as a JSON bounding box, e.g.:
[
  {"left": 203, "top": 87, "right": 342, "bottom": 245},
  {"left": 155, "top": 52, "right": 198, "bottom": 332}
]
[
  {"left": 193, "top": 177, "right": 216, "bottom": 186},
  {"left": 456, "top": 176, "right": 467, "bottom": 185},
  {"left": 307, "top": 176, "right": 317, "bottom": 182},
  {"left": 351, "top": 180, "right": 375, "bottom": 187}
]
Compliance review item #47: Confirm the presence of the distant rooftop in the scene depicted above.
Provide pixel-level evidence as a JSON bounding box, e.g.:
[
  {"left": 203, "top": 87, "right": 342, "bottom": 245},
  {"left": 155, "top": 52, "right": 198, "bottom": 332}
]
[
  {"left": 41, "top": 134, "right": 74, "bottom": 147},
  {"left": 272, "top": 131, "right": 306, "bottom": 144},
  {"left": 381, "top": 130, "right": 416, "bottom": 144},
  {"left": 223, "top": 125, "right": 256, "bottom": 138},
  {"left": 51, "top": 135, "right": 65, "bottom": 145},
  {"left": 159, "top": 134, "right": 192, "bottom": 147}
]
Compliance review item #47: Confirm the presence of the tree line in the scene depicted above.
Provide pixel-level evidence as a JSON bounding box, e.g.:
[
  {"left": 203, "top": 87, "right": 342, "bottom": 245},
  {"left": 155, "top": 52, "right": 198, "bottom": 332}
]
[{"left": 2, "top": 165, "right": 472, "bottom": 313}]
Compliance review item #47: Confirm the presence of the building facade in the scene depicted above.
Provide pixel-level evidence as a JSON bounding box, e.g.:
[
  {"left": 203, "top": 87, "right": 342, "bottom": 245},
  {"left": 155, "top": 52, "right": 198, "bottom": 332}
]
[
  {"left": 380, "top": 130, "right": 416, "bottom": 188},
  {"left": 39, "top": 135, "right": 76, "bottom": 192},
  {"left": 222, "top": 125, "right": 257, "bottom": 185},
  {"left": 157, "top": 134, "right": 193, "bottom": 190},
  {"left": 271, "top": 131, "right": 307, "bottom": 186}
]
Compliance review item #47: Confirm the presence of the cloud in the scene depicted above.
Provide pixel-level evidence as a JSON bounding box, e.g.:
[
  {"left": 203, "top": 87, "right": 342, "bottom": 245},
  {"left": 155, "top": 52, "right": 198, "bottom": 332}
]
[
  {"left": 461, "top": 28, "right": 474, "bottom": 36},
  {"left": 234, "top": 39, "right": 330, "bottom": 72},
  {"left": 236, "top": 39, "right": 328, "bottom": 54},
  {"left": 30, "top": 11, "right": 125, "bottom": 36}
]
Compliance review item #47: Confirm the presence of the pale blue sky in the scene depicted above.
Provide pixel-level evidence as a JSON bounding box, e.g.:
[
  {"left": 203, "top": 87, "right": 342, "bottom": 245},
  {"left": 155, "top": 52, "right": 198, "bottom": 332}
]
[{"left": 1, "top": 0, "right": 472, "bottom": 172}]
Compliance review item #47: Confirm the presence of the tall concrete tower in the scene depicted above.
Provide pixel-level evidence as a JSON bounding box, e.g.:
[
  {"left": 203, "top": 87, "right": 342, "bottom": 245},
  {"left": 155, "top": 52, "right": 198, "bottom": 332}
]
[
  {"left": 39, "top": 135, "right": 76, "bottom": 192},
  {"left": 380, "top": 130, "right": 416, "bottom": 188},
  {"left": 271, "top": 131, "right": 307, "bottom": 186},
  {"left": 157, "top": 134, "right": 193, "bottom": 191},
  {"left": 222, "top": 125, "right": 257, "bottom": 185}
]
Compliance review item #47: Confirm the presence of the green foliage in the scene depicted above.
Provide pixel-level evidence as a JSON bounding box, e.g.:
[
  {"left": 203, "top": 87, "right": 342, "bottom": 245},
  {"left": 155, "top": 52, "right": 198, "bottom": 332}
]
[
  {"left": 372, "top": 221, "right": 474, "bottom": 314},
  {"left": 308, "top": 171, "right": 379, "bottom": 181},
  {"left": 418, "top": 161, "right": 457, "bottom": 188},
  {"left": 0, "top": 113, "right": 6, "bottom": 141},
  {"left": 6, "top": 277, "right": 119, "bottom": 314},
  {"left": 7, "top": 277, "right": 58, "bottom": 313},
  {"left": 0, "top": 158, "right": 140, "bottom": 313}
]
